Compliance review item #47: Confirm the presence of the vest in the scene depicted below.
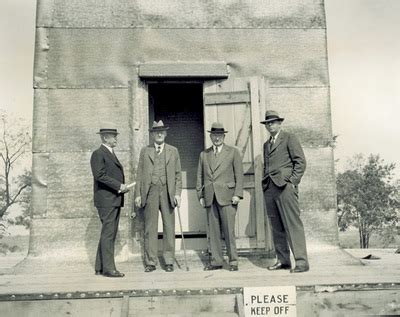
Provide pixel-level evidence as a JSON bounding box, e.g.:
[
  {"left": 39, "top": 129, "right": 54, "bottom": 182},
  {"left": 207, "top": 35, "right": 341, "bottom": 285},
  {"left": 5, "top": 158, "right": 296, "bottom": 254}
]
[{"left": 151, "top": 149, "right": 167, "bottom": 185}]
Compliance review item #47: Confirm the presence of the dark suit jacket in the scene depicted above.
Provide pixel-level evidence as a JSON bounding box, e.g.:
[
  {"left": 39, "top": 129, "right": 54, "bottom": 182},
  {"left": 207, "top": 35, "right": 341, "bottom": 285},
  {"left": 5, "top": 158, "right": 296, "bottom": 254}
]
[
  {"left": 134, "top": 143, "right": 182, "bottom": 208},
  {"left": 263, "top": 130, "right": 306, "bottom": 188},
  {"left": 90, "top": 144, "right": 125, "bottom": 208},
  {"left": 196, "top": 145, "right": 244, "bottom": 207}
]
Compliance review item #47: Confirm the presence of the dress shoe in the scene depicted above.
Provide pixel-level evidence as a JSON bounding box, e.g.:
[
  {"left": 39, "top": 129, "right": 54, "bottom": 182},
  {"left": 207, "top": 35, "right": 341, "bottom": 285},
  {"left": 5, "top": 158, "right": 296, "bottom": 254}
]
[
  {"left": 145, "top": 265, "right": 156, "bottom": 273},
  {"left": 165, "top": 264, "right": 174, "bottom": 272},
  {"left": 229, "top": 265, "right": 239, "bottom": 271},
  {"left": 203, "top": 264, "right": 223, "bottom": 271},
  {"left": 95, "top": 270, "right": 103, "bottom": 276},
  {"left": 290, "top": 265, "right": 309, "bottom": 273},
  {"left": 103, "top": 270, "right": 125, "bottom": 278},
  {"left": 267, "top": 261, "right": 291, "bottom": 271}
]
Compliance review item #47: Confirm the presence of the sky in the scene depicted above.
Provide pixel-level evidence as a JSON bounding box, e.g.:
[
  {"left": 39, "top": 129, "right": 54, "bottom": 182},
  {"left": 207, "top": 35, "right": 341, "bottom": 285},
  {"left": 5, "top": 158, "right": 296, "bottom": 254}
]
[{"left": 0, "top": 0, "right": 399, "bottom": 177}]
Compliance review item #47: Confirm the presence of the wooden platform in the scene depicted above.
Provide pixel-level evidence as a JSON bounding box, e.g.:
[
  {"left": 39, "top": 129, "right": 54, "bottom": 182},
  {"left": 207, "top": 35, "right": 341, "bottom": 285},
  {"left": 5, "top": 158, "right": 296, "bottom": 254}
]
[{"left": 0, "top": 248, "right": 399, "bottom": 316}]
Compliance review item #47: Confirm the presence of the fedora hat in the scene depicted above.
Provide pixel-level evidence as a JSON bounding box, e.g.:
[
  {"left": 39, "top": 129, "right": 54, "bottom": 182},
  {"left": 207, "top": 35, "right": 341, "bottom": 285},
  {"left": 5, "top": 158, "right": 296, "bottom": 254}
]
[
  {"left": 96, "top": 128, "right": 119, "bottom": 135},
  {"left": 260, "top": 110, "right": 284, "bottom": 124},
  {"left": 149, "top": 120, "right": 169, "bottom": 132},
  {"left": 207, "top": 122, "right": 228, "bottom": 134}
]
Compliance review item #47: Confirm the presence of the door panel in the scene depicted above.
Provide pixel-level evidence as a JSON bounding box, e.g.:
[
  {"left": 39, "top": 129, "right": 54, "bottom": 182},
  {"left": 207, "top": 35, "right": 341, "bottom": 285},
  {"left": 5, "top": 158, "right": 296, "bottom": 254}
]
[{"left": 203, "top": 77, "right": 271, "bottom": 249}]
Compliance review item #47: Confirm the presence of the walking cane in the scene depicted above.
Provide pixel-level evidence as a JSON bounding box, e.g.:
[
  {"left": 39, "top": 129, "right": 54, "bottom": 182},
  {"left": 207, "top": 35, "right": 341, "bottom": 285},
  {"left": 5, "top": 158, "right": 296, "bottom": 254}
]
[{"left": 176, "top": 206, "right": 189, "bottom": 271}]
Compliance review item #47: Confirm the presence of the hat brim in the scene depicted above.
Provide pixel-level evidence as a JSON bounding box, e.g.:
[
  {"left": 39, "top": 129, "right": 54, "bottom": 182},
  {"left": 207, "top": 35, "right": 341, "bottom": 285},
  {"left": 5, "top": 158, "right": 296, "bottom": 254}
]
[
  {"left": 149, "top": 127, "right": 169, "bottom": 132},
  {"left": 207, "top": 130, "right": 228, "bottom": 134},
  {"left": 96, "top": 131, "right": 119, "bottom": 135},
  {"left": 260, "top": 118, "right": 284, "bottom": 124}
]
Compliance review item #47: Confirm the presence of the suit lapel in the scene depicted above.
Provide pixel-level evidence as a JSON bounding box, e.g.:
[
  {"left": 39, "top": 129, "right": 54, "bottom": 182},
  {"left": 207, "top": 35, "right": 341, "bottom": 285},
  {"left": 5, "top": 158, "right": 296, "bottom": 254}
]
[
  {"left": 101, "top": 145, "right": 122, "bottom": 168},
  {"left": 269, "top": 131, "right": 284, "bottom": 154},
  {"left": 148, "top": 145, "right": 156, "bottom": 164},
  {"left": 165, "top": 144, "right": 172, "bottom": 165},
  {"left": 214, "top": 145, "right": 229, "bottom": 172},
  {"left": 206, "top": 147, "right": 216, "bottom": 172}
]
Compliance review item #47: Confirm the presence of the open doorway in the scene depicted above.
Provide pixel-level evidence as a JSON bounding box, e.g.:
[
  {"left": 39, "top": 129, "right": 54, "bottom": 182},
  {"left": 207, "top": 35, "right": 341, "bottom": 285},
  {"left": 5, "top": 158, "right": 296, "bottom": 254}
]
[
  {"left": 148, "top": 83, "right": 204, "bottom": 189},
  {"left": 148, "top": 82, "right": 207, "bottom": 248}
]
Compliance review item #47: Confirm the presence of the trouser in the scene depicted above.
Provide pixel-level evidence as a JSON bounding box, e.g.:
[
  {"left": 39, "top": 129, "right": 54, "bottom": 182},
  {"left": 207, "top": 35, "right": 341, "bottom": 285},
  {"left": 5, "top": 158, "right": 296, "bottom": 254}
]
[
  {"left": 144, "top": 183, "right": 175, "bottom": 266},
  {"left": 264, "top": 180, "right": 308, "bottom": 267},
  {"left": 207, "top": 198, "right": 238, "bottom": 266},
  {"left": 95, "top": 206, "right": 121, "bottom": 273}
]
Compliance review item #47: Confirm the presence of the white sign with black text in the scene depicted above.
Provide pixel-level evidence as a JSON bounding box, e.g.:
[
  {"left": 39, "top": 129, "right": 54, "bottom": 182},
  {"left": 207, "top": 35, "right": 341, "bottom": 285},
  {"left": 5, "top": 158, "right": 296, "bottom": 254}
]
[{"left": 243, "top": 286, "right": 297, "bottom": 317}]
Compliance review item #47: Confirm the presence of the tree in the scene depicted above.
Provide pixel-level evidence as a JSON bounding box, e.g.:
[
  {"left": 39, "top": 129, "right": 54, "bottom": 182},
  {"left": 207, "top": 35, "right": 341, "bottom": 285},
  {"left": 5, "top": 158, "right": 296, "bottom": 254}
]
[
  {"left": 337, "top": 154, "right": 399, "bottom": 248},
  {"left": 0, "top": 109, "right": 32, "bottom": 235}
]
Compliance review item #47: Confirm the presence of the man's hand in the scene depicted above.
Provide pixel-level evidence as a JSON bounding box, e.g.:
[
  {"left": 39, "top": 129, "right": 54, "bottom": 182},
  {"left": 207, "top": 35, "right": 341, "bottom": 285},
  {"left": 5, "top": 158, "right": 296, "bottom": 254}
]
[
  {"left": 134, "top": 196, "right": 141, "bottom": 208},
  {"left": 199, "top": 198, "right": 205, "bottom": 208},
  {"left": 232, "top": 196, "right": 240, "bottom": 205},
  {"left": 174, "top": 195, "right": 181, "bottom": 208},
  {"left": 119, "top": 184, "right": 129, "bottom": 193}
]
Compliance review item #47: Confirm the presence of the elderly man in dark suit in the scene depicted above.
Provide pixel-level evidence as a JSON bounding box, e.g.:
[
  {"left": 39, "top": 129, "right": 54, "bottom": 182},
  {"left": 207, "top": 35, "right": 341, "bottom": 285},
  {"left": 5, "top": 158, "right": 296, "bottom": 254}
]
[
  {"left": 196, "top": 122, "right": 244, "bottom": 271},
  {"left": 90, "top": 128, "right": 130, "bottom": 278},
  {"left": 135, "top": 120, "right": 182, "bottom": 273},
  {"left": 261, "top": 110, "right": 309, "bottom": 273}
]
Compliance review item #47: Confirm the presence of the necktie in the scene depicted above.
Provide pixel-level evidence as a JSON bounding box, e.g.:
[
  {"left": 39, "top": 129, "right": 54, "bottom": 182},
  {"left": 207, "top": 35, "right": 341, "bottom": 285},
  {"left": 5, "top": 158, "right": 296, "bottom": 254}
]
[
  {"left": 214, "top": 146, "right": 219, "bottom": 156},
  {"left": 156, "top": 145, "right": 161, "bottom": 155},
  {"left": 269, "top": 137, "right": 274, "bottom": 150}
]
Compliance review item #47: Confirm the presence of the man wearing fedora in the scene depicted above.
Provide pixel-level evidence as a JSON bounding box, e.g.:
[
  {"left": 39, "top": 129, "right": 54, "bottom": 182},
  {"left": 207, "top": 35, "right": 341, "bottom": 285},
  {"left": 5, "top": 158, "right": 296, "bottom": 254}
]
[
  {"left": 196, "top": 122, "right": 243, "bottom": 271},
  {"left": 90, "top": 128, "right": 130, "bottom": 278},
  {"left": 135, "top": 120, "right": 182, "bottom": 273},
  {"left": 261, "top": 110, "right": 309, "bottom": 273}
]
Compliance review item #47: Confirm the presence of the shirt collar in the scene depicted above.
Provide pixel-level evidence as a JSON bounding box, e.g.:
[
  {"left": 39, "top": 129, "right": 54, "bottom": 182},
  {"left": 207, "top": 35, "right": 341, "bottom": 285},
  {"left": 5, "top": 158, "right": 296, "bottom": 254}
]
[
  {"left": 154, "top": 143, "right": 165, "bottom": 152},
  {"left": 102, "top": 143, "right": 114, "bottom": 153},
  {"left": 271, "top": 130, "right": 281, "bottom": 142},
  {"left": 213, "top": 144, "right": 223, "bottom": 153}
]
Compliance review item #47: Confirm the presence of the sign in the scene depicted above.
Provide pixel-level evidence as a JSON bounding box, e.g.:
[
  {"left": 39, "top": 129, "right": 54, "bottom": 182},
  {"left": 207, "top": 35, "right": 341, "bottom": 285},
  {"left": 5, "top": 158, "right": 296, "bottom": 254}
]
[{"left": 243, "top": 286, "right": 297, "bottom": 317}]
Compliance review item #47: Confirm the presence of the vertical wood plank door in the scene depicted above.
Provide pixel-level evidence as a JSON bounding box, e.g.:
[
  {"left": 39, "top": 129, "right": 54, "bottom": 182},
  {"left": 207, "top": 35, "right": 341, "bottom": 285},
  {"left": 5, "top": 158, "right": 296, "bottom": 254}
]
[{"left": 203, "top": 77, "right": 272, "bottom": 250}]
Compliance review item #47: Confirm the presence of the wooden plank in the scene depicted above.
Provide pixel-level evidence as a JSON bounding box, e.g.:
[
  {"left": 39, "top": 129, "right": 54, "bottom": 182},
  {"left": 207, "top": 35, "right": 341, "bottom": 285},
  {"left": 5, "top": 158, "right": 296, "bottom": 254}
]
[
  {"left": 203, "top": 80, "right": 219, "bottom": 149},
  {"left": 234, "top": 103, "right": 252, "bottom": 159},
  {"left": 250, "top": 77, "right": 266, "bottom": 248},
  {"left": 259, "top": 77, "right": 274, "bottom": 252},
  {"left": 236, "top": 294, "right": 245, "bottom": 317},
  {"left": 204, "top": 91, "right": 250, "bottom": 105},
  {"left": 120, "top": 295, "right": 130, "bottom": 317}
]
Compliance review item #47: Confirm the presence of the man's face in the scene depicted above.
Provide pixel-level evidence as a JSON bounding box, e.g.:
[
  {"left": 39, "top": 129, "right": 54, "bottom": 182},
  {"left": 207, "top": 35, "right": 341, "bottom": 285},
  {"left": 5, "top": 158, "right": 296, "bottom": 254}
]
[
  {"left": 210, "top": 133, "right": 225, "bottom": 147},
  {"left": 264, "top": 120, "right": 282, "bottom": 136},
  {"left": 152, "top": 130, "right": 167, "bottom": 144},
  {"left": 102, "top": 134, "right": 118, "bottom": 148}
]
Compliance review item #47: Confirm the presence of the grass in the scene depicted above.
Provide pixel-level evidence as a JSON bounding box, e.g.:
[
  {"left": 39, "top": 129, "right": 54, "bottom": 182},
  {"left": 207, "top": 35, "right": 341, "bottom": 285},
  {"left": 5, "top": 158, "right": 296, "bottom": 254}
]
[
  {"left": 0, "top": 235, "right": 29, "bottom": 255},
  {"left": 339, "top": 228, "right": 400, "bottom": 249}
]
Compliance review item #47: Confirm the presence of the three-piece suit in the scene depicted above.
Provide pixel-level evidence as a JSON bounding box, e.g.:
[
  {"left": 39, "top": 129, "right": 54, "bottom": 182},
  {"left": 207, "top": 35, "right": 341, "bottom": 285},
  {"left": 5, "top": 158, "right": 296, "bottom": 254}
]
[{"left": 135, "top": 143, "right": 182, "bottom": 266}]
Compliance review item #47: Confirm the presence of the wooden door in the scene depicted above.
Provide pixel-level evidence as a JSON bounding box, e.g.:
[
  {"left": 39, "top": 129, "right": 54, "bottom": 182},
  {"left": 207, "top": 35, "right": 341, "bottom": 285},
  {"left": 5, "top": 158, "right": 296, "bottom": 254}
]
[{"left": 203, "top": 77, "right": 272, "bottom": 250}]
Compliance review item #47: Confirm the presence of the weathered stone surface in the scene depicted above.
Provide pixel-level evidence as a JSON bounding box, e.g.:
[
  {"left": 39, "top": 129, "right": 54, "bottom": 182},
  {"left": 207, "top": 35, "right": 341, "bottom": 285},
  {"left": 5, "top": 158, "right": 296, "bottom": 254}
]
[
  {"left": 268, "top": 87, "right": 333, "bottom": 146},
  {"left": 300, "top": 148, "right": 338, "bottom": 245},
  {"left": 29, "top": 217, "right": 131, "bottom": 260},
  {"left": 45, "top": 89, "right": 131, "bottom": 152},
  {"left": 35, "top": 28, "right": 329, "bottom": 88},
  {"left": 37, "top": 0, "right": 326, "bottom": 29}
]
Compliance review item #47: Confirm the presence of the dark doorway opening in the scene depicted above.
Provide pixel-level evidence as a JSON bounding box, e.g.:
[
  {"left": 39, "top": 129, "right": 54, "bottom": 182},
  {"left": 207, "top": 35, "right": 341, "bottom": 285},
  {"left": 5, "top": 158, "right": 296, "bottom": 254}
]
[{"left": 148, "top": 83, "right": 204, "bottom": 189}]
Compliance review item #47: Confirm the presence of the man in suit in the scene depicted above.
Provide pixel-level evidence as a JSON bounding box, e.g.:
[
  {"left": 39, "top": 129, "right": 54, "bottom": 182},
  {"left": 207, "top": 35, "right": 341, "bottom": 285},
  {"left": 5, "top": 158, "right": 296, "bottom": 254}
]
[
  {"left": 90, "top": 128, "right": 130, "bottom": 278},
  {"left": 196, "top": 122, "right": 244, "bottom": 271},
  {"left": 261, "top": 110, "right": 309, "bottom": 273},
  {"left": 135, "top": 120, "right": 182, "bottom": 273}
]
